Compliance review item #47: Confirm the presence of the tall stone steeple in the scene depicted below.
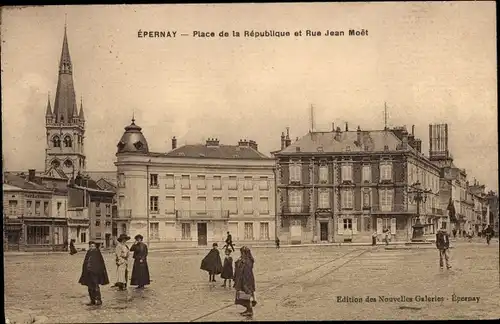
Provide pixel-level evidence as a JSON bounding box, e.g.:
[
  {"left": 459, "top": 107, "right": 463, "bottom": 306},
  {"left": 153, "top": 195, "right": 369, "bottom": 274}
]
[{"left": 45, "top": 24, "right": 86, "bottom": 177}]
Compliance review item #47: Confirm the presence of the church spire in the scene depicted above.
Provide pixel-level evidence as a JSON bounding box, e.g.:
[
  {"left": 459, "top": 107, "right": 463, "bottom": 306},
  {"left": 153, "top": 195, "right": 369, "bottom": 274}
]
[
  {"left": 79, "top": 96, "right": 85, "bottom": 120},
  {"left": 45, "top": 93, "right": 52, "bottom": 116},
  {"left": 53, "top": 24, "right": 77, "bottom": 124}
]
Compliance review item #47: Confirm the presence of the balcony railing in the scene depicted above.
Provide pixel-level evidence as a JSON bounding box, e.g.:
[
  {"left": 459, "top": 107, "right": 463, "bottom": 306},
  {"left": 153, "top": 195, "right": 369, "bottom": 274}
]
[
  {"left": 176, "top": 210, "right": 229, "bottom": 220},
  {"left": 371, "top": 204, "right": 412, "bottom": 213},
  {"left": 282, "top": 205, "right": 310, "bottom": 214},
  {"left": 116, "top": 209, "right": 132, "bottom": 219}
]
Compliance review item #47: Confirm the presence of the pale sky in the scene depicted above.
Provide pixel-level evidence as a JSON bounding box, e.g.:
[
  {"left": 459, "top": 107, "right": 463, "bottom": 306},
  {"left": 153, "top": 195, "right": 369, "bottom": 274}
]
[{"left": 1, "top": 3, "right": 498, "bottom": 191}]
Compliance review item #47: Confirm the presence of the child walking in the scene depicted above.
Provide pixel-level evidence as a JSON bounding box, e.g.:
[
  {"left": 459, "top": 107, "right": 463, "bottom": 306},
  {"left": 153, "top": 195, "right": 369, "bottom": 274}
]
[{"left": 221, "top": 249, "right": 234, "bottom": 287}]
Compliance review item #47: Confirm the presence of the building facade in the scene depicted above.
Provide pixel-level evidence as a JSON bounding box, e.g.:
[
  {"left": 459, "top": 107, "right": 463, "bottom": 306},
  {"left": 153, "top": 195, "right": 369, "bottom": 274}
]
[
  {"left": 115, "top": 120, "right": 276, "bottom": 248},
  {"left": 274, "top": 124, "right": 442, "bottom": 244},
  {"left": 44, "top": 26, "right": 86, "bottom": 178}
]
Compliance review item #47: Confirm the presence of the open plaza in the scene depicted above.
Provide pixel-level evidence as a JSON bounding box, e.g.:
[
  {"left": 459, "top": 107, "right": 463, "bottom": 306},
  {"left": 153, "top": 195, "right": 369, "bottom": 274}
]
[{"left": 4, "top": 241, "right": 499, "bottom": 323}]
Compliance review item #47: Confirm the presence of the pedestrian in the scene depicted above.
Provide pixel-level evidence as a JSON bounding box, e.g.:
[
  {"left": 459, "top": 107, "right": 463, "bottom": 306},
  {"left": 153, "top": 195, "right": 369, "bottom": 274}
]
[
  {"left": 452, "top": 228, "right": 457, "bottom": 239},
  {"left": 220, "top": 249, "right": 234, "bottom": 288},
  {"left": 383, "top": 228, "right": 391, "bottom": 245},
  {"left": 130, "top": 234, "right": 150, "bottom": 289},
  {"left": 371, "top": 232, "right": 377, "bottom": 246},
  {"left": 69, "top": 239, "right": 78, "bottom": 255},
  {"left": 275, "top": 237, "right": 280, "bottom": 249},
  {"left": 78, "top": 241, "right": 110, "bottom": 306},
  {"left": 467, "top": 230, "right": 473, "bottom": 243},
  {"left": 223, "top": 231, "right": 235, "bottom": 252},
  {"left": 114, "top": 234, "right": 131, "bottom": 291},
  {"left": 234, "top": 246, "right": 257, "bottom": 318},
  {"left": 484, "top": 225, "right": 494, "bottom": 245},
  {"left": 201, "top": 243, "right": 223, "bottom": 282},
  {"left": 435, "top": 224, "right": 451, "bottom": 270}
]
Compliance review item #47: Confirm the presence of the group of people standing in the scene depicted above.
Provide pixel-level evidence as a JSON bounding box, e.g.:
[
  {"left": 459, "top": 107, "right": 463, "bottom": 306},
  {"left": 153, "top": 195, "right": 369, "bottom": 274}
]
[
  {"left": 451, "top": 224, "right": 495, "bottom": 244},
  {"left": 77, "top": 234, "right": 150, "bottom": 306},
  {"left": 201, "top": 236, "right": 257, "bottom": 318}
]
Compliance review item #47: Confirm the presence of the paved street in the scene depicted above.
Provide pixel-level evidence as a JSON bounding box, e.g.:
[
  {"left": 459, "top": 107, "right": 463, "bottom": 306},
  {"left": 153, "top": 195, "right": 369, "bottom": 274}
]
[{"left": 4, "top": 242, "right": 500, "bottom": 322}]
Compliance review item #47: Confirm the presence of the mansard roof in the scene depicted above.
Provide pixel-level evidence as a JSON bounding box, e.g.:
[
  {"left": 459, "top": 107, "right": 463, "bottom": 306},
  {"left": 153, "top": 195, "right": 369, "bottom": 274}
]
[{"left": 162, "top": 144, "right": 270, "bottom": 159}]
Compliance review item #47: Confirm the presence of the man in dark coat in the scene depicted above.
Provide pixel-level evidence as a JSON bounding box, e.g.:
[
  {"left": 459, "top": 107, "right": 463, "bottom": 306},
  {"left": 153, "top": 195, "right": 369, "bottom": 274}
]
[
  {"left": 436, "top": 224, "right": 451, "bottom": 270},
  {"left": 484, "top": 225, "right": 495, "bottom": 245},
  {"left": 200, "top": 243, "right": 223, "bottom": 282},
  {"left": 223, "top": 232, "right": 235, "bottom": 252},
  {"left": 69, "top": 239, "right": 78, "bottom": 255},
  {"left": 130, "top": 234, "right": 150, "bottom": 289},
  {"left": 78, "top": 241, "right": 109, "bottom": 306}
]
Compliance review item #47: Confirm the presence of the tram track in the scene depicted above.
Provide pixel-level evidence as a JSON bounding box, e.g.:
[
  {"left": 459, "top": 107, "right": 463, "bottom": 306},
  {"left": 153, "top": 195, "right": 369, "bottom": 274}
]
[{"left": 189, "top": 248, "right": 367, "bottom": 322}]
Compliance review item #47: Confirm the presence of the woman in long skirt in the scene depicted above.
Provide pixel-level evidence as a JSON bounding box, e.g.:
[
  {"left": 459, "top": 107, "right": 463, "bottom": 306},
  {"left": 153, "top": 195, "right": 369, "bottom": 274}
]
[
  {"left": 234, "top": 246, "right": 257, "bottom": 317},
  {"left": 130, "top": 234, "right": 150, "bottom": 289}
]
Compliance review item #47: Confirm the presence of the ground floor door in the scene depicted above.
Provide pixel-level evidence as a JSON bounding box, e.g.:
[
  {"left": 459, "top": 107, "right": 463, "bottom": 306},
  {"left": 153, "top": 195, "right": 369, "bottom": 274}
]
[
  {"left": 6, "top": 231, "right": 21, "bottom": 251},
  {"left": 105, "top": 233, "right": 111, "bottom": 248},
  {"left": 290, "top": 220, "right": 302, "bottom": 244},
  {"left": 197, "top": 223, "right": 208, "bottom": 246},
  {"left": 320, "top": 222, "right": 329, "bottom": 241}
]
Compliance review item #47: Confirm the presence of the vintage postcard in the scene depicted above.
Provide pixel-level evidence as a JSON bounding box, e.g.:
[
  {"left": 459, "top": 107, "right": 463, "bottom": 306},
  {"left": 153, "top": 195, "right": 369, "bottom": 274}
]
[{"left": 1, "top": 2, "right": 498, "bottom": 323}]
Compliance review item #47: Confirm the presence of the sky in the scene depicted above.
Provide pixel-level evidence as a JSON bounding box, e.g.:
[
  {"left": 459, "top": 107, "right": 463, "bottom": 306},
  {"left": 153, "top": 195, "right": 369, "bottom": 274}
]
[{"left": 1, "top": 3, "right": 498, "bottom": 191}]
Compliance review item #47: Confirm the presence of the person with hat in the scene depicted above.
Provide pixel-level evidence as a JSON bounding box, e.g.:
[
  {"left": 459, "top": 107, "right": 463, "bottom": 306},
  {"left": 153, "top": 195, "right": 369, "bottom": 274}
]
[
  {"left": 130, "top": 234, "right": 150, "bottom": 289},
  {"left": 114, "top": 234, "right": 131, "bottom": 291},
  {"left": 78, "top": 241, "right": 109, "bottom": 306}
]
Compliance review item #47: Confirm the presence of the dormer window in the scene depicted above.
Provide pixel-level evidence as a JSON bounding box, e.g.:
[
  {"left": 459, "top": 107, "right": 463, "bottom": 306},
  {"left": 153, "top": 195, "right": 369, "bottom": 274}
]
[
  {"left": 134, "top": 141, "right": 143, "bottom": 150},
  {"left": 117, "top": 141, "right": 125, "bottom": 151},
  {"left": 64, "top": 135, "right": 72, "bottom": 147}
]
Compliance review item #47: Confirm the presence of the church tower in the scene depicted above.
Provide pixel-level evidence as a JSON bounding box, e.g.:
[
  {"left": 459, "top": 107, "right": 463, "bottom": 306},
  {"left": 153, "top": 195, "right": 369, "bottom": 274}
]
[{"left": 45, "top": 25, "right": 86, "bottom": 178}]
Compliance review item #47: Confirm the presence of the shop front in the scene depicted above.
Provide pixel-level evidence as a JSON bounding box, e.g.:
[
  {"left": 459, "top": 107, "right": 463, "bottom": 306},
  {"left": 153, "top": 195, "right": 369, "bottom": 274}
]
[
  {"left": 23, "top": 218, "right": 68, "bottom": 251},
  {"left": 4, "top": 219, "right": 23, "bottom": 251}
]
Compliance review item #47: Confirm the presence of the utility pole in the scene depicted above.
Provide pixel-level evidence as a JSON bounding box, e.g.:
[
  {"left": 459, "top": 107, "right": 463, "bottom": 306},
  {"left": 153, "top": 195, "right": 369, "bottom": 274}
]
[{"left": 384, "top": 102, "right": 388, "bottom": 130}]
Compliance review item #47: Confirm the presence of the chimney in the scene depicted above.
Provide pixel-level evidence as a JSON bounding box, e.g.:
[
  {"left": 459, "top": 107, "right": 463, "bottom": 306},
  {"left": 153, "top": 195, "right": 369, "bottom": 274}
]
[
  {"left": 402, "top": 132, "right": 408, "bottom": 149},
  {"left": 334, "top": 127, "right": 342, "bottom": 141},
  {"left": 280, "top": 132, "right": 285, "bottom": 150},
  {"left": 28, "top": 169, "right": 36, "bottom": 182},
  {"left": 206, "top": 138, "right": 220, "bottom": 147},
  {"left": 345, "top": 122, "right": 349, "bottom": 131},
  {"left": 248, "top": 140, "right": 258, "bottom": 151},
  {"left": 171, "top": 136, "right": 177, "bottom": 150},
  {"left": 412, "top": 125, "right": 415, "bottom": 136},
  {"left": 238, "top": 139, "right": 249, "bottom": 147},
  {"left": 331, "top": 122, "right": 335, "bottom": 132},
  {"left": 356, "top": 126, "right": 362, "bottom": 145},
  {"left": 285, "top": 127, "right": 291, "bottom": 147},
  {"left": 415, "top": 139, "right": 422, "bottom": 153}
]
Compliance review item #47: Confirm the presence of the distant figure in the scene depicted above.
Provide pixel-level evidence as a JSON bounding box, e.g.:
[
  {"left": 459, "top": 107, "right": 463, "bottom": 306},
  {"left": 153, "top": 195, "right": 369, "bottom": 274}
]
[
  {"left": 484, "top": 225, "right": 494, "bottom": 245},
  {"left": 383, "top": 228, "right": 391, "bottom": 245},
  {"left": 130, "top": 234, "right": 150, "bottom": 289},
  {"left": 69, "top": 239, "right": 78, "bottom": 255},
  {"left": 452, "top": 228, "right": 457, "bottom": 239},
  {"left": 220, "top": 249, "right": 234, "bottom": 288},
  {"left": 201, "top": 243, "right": 223, "bottom": 282},
  {"left": 78, "top": 241, "right": 109, "bottom": 306},
  {"left": 234, "top": 246, "right": 257, "bottom": 318},
  {"left": 467, "top": 231, "right": 473, "bottom": 243},
  {"left": 372, "top": 232, "right": 378, "bottom": 246},
  {"left": 436, "top": 224, "right": 451, "bottom": 270},
  {"left": 275, "top": 237, "right": 280, "bottom": 249},
  {"left": 224, "top": 232, "right": 235, "bottom": 252},
  {"left": 114, "top": 234, "right": 131, "bottom": 291}
]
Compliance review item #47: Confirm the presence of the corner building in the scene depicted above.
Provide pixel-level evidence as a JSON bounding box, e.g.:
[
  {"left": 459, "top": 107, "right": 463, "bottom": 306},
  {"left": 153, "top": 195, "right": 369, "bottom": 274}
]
[
  {"left": 115, "top": 119, "right": 276, "bottom": 248},
  {"left": 274, "top": 124, "right": 441, "bottom": 244}
]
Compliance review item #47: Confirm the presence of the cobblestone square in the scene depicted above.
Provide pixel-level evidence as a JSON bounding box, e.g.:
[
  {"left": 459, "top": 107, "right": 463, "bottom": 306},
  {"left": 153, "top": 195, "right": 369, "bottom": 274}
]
[{"left": 4, "top": 243, "right": 499, "bottom": 322}]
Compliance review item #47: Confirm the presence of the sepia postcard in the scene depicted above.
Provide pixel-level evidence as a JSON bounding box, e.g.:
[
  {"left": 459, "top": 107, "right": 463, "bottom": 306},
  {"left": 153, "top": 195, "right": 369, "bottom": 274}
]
[{"left": 1, "top": 2, "right": 499, "bottom": 323}]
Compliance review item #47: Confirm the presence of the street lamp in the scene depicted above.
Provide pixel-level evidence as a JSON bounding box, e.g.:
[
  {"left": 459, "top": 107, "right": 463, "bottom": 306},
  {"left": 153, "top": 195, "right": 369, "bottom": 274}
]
[{"left": 408, "top": 181, "right": 433, "bottom": 242}]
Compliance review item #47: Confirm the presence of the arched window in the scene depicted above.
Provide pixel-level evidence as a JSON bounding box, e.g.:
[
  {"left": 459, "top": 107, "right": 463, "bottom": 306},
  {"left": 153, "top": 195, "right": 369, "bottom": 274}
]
[
  {"left": 64, "top": 160, "right": 73, "bottom": 168},
  {"left": 64, "top": 135, "right": 72, "bottom": 147},
  {"left": 51, "top": 160, "right": 60, "bottom": 168},
  {"left": 52, "top": 136, "right": 61, "bottom": 148}
]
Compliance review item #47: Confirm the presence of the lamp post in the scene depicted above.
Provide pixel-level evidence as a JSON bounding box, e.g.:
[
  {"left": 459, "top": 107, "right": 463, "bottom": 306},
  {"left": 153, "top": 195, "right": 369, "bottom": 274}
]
[{"left": 408, "top": 181, "right": 433, "bottom": 242}]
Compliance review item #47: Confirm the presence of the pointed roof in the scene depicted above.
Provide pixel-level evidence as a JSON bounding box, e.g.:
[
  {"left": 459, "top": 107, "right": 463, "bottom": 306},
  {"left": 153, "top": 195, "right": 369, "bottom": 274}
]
[
  {"left": 53, "top": 26, "right": 77, "bottom": 124},
  {"left": 79, "top": 97, "right": 85, "bottom": 120},
  {"left": 45, "top": 94, "right": 52, "bottom": 116}
]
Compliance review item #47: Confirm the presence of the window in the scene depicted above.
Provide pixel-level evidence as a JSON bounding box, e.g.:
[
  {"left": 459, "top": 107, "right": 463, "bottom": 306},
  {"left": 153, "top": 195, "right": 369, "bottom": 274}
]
[
  {"left": 244, "top": 222, "right": 254, "bottom": 240},
  {"left": 380, "top": 162, "right": 392, "bottom": 181},
  {"left": 244, "top": 198, "right": 253, "bottom": 214},
  {"left": 181, "top": 223, "right": 191, "bottom": 239},
  {"left": 35, "top": 201, "right": 41, "bottom": 216},
  {"left": 150, "top": 222, "right": 159, "bottom": 240},
  {"left": 52, "top": 136, "right": 61, "bottom": 147},
  {"left": 318, "top": 190, "right": 330, "bottom": 208},
  {"left": 8, "top": 200, "right": 17, "bottom": 216},
  {"left": 117, "top": 173, "right": 125, "bottom": 188},
  {"left": 289, "top": 163, "right": 302, "bottom": 183},
  {"left": 343, "top": 218, "right": 353, "bottom": 230},
  {"left": 319, "top": 165, "right": 328, "bottom": 183},
  {"left": 80, "top": 232, "right": 86, "bottom": 243},
  {"left": 198, "top": 197, "right": 207, "bottom": 212},
  {"left": 150, "top": 196, "right": 159, "bottom": 213},
  {"left": 341, "top": 164, "right": 353, "bottom": 182},
  {"left": 380, "top": 218, "right": 396, "bottom": 234},
  {"left": 181, "top": 197, "right": 191, "bottom": 211},
  {"left": 259, "top": 177, "right": 268, "bottom": 190},
  {"left": 228, "top": 197, "right": 238, "bottom": 214},
  {"left": 165, "top": 174, "right": 175, "bottom": 189},
  {"left": 362, "top": 190, "right": 371, "bottom": 208},
  {"left": 26, "top": 226, "right": 50, "bottom": 244},
  {"left": 57, "top": 202, "right": 62, "bottom": 215},
  {"left": 259, "top": 197, "right": 269, "bottom": 214},
  {"left": 95, "top": 220, "right": 101, "bottom": 227},
  {"left": 51, "top": 160, "right": 60, "bottom": 168},
  {"left": 341, "top": 189, "right": 354, "bottom": 209},
  {"left": 213, "top": 197, "right": 222, "bottom": 211},
  {"left": 197, "top": 175, "right": 206, "bottom": 189},
  {"left": 380, "top": 189, "right": 393, "bottom": 212},
  {"left": 165, "top": 196, "right": 175, "bottom": 214},
  {"left": 228, "top": 176, "right": 238, "bottom": 190},
  {"left": 288, "top": 190, "right": 303, "bottom": 212},
  {"left": 362, "top": 165, "right": 372, "bottom": 182},
  {"left": 212, "top": 176, "right": 222, "bottom": 190},
  {"left": 181, "top": 175, "right": 190, "bottom": 189},
  {"left": 26, "top": 201, "right": 32, "bottom": 215},
  {"left": 244, "top": 177, "right": 253, "bottom": 190},
  {"left": 260, "top": 222, "right": 270, "bottom": 240},
  {"left": 150, "top": 174, "right": 159, "bottom": 188},
  {"left": 64, "top": 135, "right": 72, "bottom": 147},
  {"left": 96, "top": 232, "right": 102, "bottom": 239},
  {"left": 43, "top": 202, "right": 49, "bottom": 216}
]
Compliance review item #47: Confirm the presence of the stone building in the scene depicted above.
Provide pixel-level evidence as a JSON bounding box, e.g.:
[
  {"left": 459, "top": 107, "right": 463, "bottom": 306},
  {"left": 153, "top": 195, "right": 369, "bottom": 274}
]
[
  {"left": 485, "top": 191, "right": 499, "bottom": 236},
  {"left": 114, "top": 119, "right": 276, "bottom": 248},
  {"left": 273, "top": 124, "right": 441, "bottom": 244}
]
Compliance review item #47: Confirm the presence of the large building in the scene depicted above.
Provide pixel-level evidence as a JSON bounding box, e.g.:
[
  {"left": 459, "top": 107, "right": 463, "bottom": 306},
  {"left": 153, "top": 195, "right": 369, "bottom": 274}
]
[
  {"left": 114, "top": 119, "right": 276, "bottom": 248},
  {"left": 273, "top": 124, "right": 442, "bottom": 244}
]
